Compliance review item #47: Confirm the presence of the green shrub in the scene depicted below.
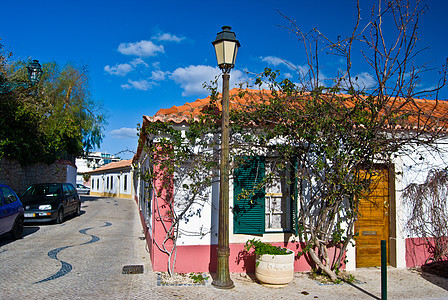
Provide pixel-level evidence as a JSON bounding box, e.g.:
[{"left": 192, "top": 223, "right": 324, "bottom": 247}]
[{"left": 244, "top": 238, "right": 291, "bottom": 255}]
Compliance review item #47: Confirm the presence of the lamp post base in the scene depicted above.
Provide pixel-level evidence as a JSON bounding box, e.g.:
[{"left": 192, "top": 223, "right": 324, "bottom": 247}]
[
  {"left": 211, "top": 280, "right": 235, "bottom": 289},
  {"left": 211, "top": 247, "right": 234, "bottom": 289}
]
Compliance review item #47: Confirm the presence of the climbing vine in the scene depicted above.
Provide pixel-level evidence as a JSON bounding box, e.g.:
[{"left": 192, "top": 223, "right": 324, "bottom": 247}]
[
  {"left": 137, "top": 0, "right": 448, "bottom": 281},
  {"left": 404, "top": 168, "right": 448, "bottom": 262}
]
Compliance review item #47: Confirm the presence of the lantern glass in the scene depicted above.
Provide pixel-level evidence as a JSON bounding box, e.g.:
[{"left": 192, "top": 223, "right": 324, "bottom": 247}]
[
  {"left": 214, "top": 40, "right": 225, "bottom": 66},
  {"left": 214, "top": 40, "right": 238, "bottom": 67},
  {"left": 223, "top": 40, "right": 237, "bottom": 65},
  {"left": 27, "top": 60, "right": 43, "bottom": 85},
  {"left": 212, "top": 26, "right": 240, "bottom": 72}
]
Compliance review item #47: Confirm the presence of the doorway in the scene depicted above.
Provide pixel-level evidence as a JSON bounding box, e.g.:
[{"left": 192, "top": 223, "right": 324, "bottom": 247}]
[{"left": 355, "top": 168, "right": 390, "bottom": 267}]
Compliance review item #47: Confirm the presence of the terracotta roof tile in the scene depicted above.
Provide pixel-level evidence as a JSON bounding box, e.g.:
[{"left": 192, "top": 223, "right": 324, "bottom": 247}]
[
  {"left": 134, "top": 89, "right": 448, "bottom": 163},
  {"left": 87, "top": 159, "right": 132, "bottom": 174},
  {"left": 146, "top": 88, "right": 273, "bottom": 124},
  {"left": 145, "top": 88, "right": 448, "bottom": 130}
]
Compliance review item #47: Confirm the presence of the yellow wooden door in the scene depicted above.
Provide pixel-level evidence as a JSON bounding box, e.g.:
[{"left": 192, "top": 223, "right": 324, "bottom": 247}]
[{"left": 355, "top": 168, "right": 389, "bottom": 267}]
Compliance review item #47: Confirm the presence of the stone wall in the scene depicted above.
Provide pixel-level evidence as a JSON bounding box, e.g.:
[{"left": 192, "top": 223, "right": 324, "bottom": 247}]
[{"left": 0, "top": 158, "right": 77, "bottom": 194}]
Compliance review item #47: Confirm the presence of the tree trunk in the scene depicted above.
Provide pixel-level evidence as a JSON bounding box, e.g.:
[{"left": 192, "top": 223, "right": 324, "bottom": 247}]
[{"left": 308, "top": 247, "right": 338, "bottom": 282}]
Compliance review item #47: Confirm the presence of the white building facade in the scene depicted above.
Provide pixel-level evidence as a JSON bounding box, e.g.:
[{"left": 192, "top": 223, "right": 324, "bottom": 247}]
[{"left": 88, "top": 160, "right": 133, "bottom": 199}]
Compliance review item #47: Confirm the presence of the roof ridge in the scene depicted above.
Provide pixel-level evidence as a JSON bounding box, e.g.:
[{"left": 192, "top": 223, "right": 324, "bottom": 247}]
[
  {"left": 86, "top": 159, "right": 132, "bottom": 174},
  {"left": 147, "top": 89, "right": 447, "bottom": 126}
]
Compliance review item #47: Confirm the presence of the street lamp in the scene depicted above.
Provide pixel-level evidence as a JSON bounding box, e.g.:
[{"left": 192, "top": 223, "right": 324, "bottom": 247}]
[
  {"left": 27, "top": 60, "right": 44, "bottom": 85},
  {"left": 0, "top": 59, "right": 43, "bottom": 93},
  {"left": 211, "top": 26, "right": 240, "bottom": 290}
]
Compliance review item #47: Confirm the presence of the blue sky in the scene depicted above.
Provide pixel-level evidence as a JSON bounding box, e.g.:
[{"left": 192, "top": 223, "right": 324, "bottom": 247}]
[{"left": 1, "top": 0, "right": 447, "bottom": 159}]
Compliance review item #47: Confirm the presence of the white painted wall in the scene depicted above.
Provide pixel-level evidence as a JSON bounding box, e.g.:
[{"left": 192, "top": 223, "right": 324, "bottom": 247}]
[
  {"left": 391, "top": 139, "right": 448, "bottom": 268},
  {"left": 136, "top": 152, "right": 153, "bottom": 232},
  {"left": 90, "top": 169, "right": 132, "bottom": 197},
  {"left": 66, "top": 164, "right": 77, "bottom": 186},
  {"left": 395, "top": 139, "right": 448, "bottom": 238},
  {"left": 90, "top": 174, "right": 101, "bottom": 192},
  {"left": 175, "top": 184, "right": 215, "bottom": 246}
]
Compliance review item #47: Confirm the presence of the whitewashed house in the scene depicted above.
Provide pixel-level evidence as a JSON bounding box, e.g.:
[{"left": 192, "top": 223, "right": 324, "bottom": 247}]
[
  {"left": 88, "top": 159, "right": 133, "bottom": 199},
  {"left": 133, "top": 88, "right": 448, "bottom": 274}
]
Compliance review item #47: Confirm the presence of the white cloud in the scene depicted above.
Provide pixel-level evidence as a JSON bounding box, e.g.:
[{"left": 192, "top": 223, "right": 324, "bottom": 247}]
[
  {"left": 110, "top": 127, "right": 138, "bottom": 139},
  {"left": 104, "top": 63, "right": 133, "bottom": 76},
  {"left": 151, "top": 70, "right": 169, "bottom": 81},
  {"left": 228, "top": 70, "right": 250, "bottom": 90},
  {"left": 352, "top": 72, "right": 376, "bottom": 89},
  {"left": 104, "top": 58, "right": 149, "bottom": 76},
  {"left": 170, "top": 65, "right": 220, "bottom": 96},
  {"left": 152, "top": 33, "right": 185, "bottom": 42},
  {"left": 170, "top": 65, "right": 248, "bottom": 96},
  {"left": 262, "top": 56, "right": 297, "bottom": 70},
  {"left": 121, "top": 79, "right": 155, "bottom": 91},
  {"left": 261, "top": 56, "right": 309, "bottom": 77},
  {"left": 130, "top": 58, "right": 149, "bottom": 68},
  {"left": 118, "top": 40, "right": 164, "bottom": 57}
]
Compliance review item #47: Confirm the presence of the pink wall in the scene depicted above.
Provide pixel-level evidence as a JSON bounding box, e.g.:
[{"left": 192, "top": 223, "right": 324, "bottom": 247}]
[
  {"left": 141, "top": 214, "right": 439, "bottom": 272},
  {"left": 406, "top": 237, "right": 437, "bottom": 267},
  {"left": 149, "top": 160, "right": 176, "bottom": 272},
  {"left": 148, "top": 241, "right": 343, "bottom": 273}
]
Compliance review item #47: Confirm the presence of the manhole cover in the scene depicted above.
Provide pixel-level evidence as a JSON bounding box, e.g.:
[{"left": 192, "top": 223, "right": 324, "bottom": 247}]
[{"left": 122, "top": 265, "right": 144, "bottom": 274}]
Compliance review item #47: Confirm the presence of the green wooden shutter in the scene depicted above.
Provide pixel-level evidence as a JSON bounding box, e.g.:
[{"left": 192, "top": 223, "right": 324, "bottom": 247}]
[
  {"left": 290, "top": 157, "right": 299, "bottom": 236},
  {"left": 233, "top": 156, "right": 265, "bottom": 234}
]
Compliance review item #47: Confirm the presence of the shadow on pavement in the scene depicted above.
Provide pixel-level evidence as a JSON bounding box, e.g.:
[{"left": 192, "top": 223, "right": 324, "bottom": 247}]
[
  {"left": 23, "top": 226, "right": 40, "bottom": 237},
  {"left": 79, "top": 195, "right": 124, "bottom": 203},
  {"left": 79, "top": 196, "right": 102, "bottom": 202},
  {"left": 345, "top": 281, "right": 380, "bottom": 300},
  {"left": 0, "top": 226, "right": 40, "bottom": 247},
  {"left": 418, "top": 265, "right": 448, "bottom": 292}
]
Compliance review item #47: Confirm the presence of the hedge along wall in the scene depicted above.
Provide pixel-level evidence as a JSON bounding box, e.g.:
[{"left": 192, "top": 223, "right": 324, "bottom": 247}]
[{"left": 0, "top": 158, "right": 77, "bottom": 194}]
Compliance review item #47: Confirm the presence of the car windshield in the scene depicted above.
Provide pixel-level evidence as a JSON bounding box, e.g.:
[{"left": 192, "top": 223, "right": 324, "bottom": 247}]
[{"left": 23, "top": 185, "right": 61, "bottom": 197}]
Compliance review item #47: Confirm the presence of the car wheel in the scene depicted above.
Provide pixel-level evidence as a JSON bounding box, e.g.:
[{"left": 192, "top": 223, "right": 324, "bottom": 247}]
[
  {"left": 10, "top": 217, "right": 24, "bottom": 239},
  {"left": 76, "top": 203, "right": 81, "bottom": 216},
  {"left": 55, "top": 209, "right": 64, "bottom": 224}
]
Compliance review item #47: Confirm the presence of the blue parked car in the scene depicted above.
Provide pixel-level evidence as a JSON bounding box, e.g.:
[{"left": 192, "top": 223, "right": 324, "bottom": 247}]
[{"left": 0, "top": 184, "right": 24, "bottom": 239}]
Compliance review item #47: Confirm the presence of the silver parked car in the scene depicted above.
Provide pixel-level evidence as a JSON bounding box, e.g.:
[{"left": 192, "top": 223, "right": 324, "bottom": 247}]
[{"left": 76, "top": 184, "right": 90, "bottom": 195}]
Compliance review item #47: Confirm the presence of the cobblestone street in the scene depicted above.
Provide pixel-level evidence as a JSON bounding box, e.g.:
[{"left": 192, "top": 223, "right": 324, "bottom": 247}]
[
  {"left": 1, "top": 196, "right": 448, "bottom": 299},
  {"left": 0, "top": 196, "right": 154, "bottom": 299}
]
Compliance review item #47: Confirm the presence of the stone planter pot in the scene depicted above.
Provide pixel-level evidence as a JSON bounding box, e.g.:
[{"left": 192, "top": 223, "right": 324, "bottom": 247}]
[{"left": 255, "top": 250, "right": 294, "bottom": 286}]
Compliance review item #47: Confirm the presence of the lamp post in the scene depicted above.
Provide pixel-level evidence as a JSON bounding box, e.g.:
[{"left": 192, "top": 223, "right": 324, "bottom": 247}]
[
  {"left": 211, "top": 26, "right": 240, "bottom": 289},
  {"left": 0, "top": 59, "right": 43, "bottom": 94}
]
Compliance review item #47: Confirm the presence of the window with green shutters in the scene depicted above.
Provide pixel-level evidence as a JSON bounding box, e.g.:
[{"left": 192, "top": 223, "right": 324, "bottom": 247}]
[
  {"left": 233, "top": 156, "right": 297, "bottom": 234},
  {"left": 233, "top": 156, "right": 266, "bottom": 234}
]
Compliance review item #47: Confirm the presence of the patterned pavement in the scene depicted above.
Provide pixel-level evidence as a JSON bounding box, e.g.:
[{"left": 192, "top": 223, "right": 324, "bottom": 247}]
[{"left": 1, "top": 196, "right": 448, "bottom": 299}]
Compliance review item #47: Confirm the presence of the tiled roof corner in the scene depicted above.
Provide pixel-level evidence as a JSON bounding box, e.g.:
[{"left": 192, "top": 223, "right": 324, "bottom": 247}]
[
  {"left": 87, "top": 159, "right": 133, "bottom": 174},
  {"left": 148, "top": 88, "right": 273, "bottom": 124}
]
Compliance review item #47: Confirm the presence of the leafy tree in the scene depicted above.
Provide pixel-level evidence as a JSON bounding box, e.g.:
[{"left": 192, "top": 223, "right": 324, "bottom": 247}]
[
  {"left": 0, "top": 43, "right": 107, "bottom": 165},
  {"left": 138, "top": 0, "right": 447, "bottom": 280}
]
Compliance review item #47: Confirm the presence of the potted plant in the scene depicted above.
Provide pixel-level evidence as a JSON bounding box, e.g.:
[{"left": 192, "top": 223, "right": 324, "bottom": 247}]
[{"left": 245, "top": 238, "right": 295, "bottom": 286}]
